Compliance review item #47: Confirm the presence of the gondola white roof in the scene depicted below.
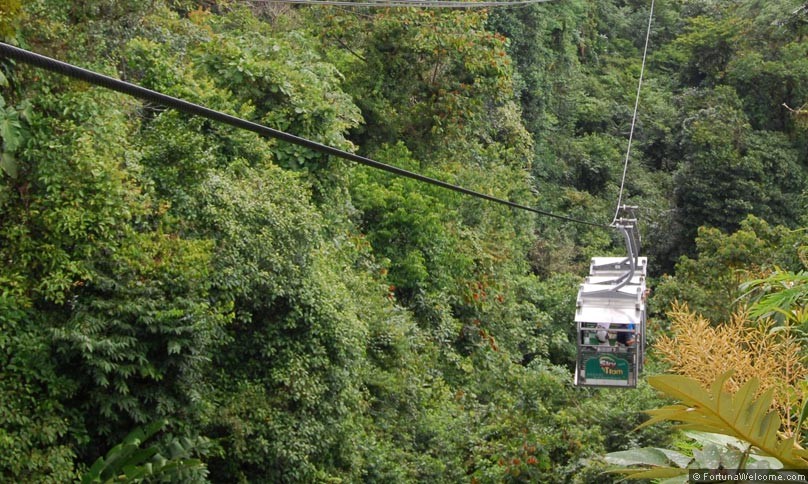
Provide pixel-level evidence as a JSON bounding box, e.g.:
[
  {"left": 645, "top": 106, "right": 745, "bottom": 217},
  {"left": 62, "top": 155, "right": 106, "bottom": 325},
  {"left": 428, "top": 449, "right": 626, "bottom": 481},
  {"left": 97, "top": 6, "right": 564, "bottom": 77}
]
[
  {"left": 589, "top": 257, "right": 647, "bottom": 277},
  {"left": 574, "top": 280, "right": 646, "bottom": 326}
]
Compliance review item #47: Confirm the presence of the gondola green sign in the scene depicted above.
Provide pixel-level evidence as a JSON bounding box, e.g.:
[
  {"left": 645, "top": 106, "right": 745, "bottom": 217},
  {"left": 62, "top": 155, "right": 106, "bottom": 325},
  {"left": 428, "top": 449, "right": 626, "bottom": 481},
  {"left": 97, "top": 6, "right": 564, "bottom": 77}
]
[{"left": 585, "top": 355, "right": 629, "bottom": 383}]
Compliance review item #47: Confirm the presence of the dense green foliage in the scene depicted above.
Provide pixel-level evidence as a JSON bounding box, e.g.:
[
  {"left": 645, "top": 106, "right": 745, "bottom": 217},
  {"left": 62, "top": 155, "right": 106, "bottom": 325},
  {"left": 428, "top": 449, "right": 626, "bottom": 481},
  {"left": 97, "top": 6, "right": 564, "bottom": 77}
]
[{"left": 1, "top": 0, "right": 806, "bottom": 482}]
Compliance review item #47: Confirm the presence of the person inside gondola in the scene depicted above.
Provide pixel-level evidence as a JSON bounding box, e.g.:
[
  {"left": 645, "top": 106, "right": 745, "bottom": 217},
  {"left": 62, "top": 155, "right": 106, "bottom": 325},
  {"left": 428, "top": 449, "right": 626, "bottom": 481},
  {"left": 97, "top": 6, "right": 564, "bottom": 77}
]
[
  {"left": 594, "top": 322, "right": 635, "bottom": 346},
  {"left": 595, "top": 324, "right": 609, "bottom": 344},
  {"left": 617, "top": 323, "right": 635, "bottom": 346},
  {"left": 595, "top": 322, "right": 634, "bottom": 346}
]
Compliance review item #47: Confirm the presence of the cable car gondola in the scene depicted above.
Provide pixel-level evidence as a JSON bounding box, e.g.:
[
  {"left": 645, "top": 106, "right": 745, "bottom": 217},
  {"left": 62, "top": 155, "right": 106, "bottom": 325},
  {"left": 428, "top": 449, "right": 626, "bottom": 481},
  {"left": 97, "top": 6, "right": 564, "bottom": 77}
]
[{"left": 574, "top": 207, "right": 647, "bottom": 388}]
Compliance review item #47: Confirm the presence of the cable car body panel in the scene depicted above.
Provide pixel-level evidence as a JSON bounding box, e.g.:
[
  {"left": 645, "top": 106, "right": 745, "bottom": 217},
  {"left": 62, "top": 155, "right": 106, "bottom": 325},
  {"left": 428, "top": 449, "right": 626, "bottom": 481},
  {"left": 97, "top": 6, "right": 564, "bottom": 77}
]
[{"left": 574, "top": 217, "right": 647, "bottom": 389}]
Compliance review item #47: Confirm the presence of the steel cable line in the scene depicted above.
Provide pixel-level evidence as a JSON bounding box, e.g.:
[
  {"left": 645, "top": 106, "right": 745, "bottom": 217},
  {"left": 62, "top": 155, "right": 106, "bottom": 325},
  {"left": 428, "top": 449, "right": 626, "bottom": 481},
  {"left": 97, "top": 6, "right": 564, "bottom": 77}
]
[
  {"left": 0, "top": 42, "right": 608, "bottom": 229},
  {"left": 612, "top": 0, "right": 654, "bottom": 225},
  {"left": 245, "top": 0, "right": 557, "bottom": 8}
]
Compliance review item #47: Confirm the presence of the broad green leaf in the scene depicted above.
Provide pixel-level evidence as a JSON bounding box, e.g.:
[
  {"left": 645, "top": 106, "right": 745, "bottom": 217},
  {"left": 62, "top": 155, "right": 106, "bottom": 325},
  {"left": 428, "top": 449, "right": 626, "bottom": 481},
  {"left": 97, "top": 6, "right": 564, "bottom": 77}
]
[
  {"left": 730, "top": 379, "right": 759, "bottom": 428},
  {"left": 647, "top": 374, "right": 715, "bottom": 408},
  {"left": 82, "top": 435, "right": 206, "bottom": 483},
  {"left": 0, "top": 110, "right": 21, "bottom": 152},
  {"left": 1, "top": 152, "right": 17, "bottom": 178},
  {"left": 742, "top": 387, "right": 775, "bottom": 436},
  {"left": 684, "top": 431, "right": 747, "bottom": 451},
  {"left": 19, "top": 99, "right": 32, "bottom": 122},
  {"left": 621, "top": 467, "right": 689, "bottom": 479},
  {"left": 605, "top": 448, "right": 676, "bottom": 467},
  {"left": 693, "top": 443, "right": 721, "bottom": 468},
  {"left": 645, "top": 374, "right": 808, "bottom": 468},
  {"left": 657, "top": 448, "right": 694, "bottom": 469}
]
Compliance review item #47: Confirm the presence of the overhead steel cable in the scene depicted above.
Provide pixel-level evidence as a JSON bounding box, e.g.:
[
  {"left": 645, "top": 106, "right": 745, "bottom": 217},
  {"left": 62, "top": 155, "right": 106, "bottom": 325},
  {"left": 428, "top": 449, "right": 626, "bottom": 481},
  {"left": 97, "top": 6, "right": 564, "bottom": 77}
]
[
  {"left": 611, "top": 0, "right": 654, "bottom": 226},
  {"left": 0, "top": 42, "right": 608, "bottom": 229},
  {"left": 246, "top": 0, "right": 557, "bottom": 8}
]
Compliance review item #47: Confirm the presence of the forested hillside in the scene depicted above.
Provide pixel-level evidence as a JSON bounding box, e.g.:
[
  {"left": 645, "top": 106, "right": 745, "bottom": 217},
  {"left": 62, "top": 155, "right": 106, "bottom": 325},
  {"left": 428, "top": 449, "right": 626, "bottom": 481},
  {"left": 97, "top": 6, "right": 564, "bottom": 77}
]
[{"left": 0, "top": 0, "right": 806, "bottom": 482}]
